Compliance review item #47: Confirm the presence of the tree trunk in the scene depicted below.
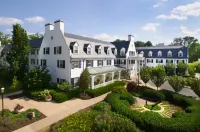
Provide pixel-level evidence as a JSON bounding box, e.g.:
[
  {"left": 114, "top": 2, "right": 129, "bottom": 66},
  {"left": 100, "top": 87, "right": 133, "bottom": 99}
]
[{"left": 157, "top": 86, "right": 158, "bottom": 90}]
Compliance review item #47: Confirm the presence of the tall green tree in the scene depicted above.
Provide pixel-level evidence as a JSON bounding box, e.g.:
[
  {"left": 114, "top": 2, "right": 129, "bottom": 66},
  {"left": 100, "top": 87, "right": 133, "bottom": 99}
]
[
  {"left": 28, "top": 32, "right": 44, "bottom": 40},
  {"left": 177, "top": 62, "right": 188, "bottom": 75},
  {"left": 173, "top": 37, "right": 183, "bottom": 45},
  {"left": 79, "top": 68, "right": 91, "bottom": 94},
  {"left": 0, "top": 32, "right": 12, "bottom": 45},
  {"left": 168, "top": 75, "right": 185, "bottom": 93},
  {"left": 151, "top": 65, "right": 166, "bottom": 90},
  {"left": 134, "top": 41, "right": 145, "bottom": 47},
  {"left": 6, "top": 24, "right": 30, "bottom": 88},
  {"left": 145, "top": 41, "right": 152, "bottom": 47},
  {"left": 114, "top": 39, "right": 126, "bottom": 42},
  {"left": 165, "top": 62, "right": 175, "bottom": 76},
  {"left": 140, "top": 67, "right": 152, "bottom": 86}
]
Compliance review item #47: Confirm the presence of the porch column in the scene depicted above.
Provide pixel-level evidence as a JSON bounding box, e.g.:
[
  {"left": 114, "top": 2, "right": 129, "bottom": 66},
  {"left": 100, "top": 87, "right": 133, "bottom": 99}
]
[
  {"left": 112, "top": 72, "right": 114, "bottom": 81},
  {"left": 91, "top": 75, "right": 95, "bottom": 89},
  {"left": 119, "top": 71, "right": 121, "bottom": 80},
  {"left": 103, "top": 74, "right": 106, "bottom": 86}
]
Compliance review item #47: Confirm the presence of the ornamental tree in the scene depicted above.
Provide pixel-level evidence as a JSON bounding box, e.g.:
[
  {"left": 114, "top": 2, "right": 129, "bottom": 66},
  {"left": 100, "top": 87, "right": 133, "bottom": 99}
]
[
  {"left": 188, "top": 78, "right": 200, "bottom": 97},
  {"left": 168, "top": 75, "right": 185, "bottom": 93},
  {"left": 79, "top": 68, "right": 90, "bottom": 94},
  {"left": 6, "top": 24, "right": 30, "bottom": 88},
  {"left": 165, "top": 62, "right": 175, "bottom": 76},
  {"left": 177, "top": 62, "right": 188, "bottom": 75},
  {"left": 140, "top": 66, "right": 152, "bottom": 86},
  {"left": 151, "top": 65, "right": 166, "bottom": 90}
]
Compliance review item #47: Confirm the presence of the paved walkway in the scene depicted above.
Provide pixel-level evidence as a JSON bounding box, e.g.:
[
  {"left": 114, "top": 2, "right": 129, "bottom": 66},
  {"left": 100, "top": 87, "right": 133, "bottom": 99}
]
[{"left": 1, "top": 92, "right": 108, "bottom": 132}]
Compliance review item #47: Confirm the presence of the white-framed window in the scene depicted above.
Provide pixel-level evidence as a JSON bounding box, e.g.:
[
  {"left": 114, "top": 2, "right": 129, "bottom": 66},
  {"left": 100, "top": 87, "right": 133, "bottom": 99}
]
[
  {"left": 178, "top": 51, "right": 183, "bottom": 57},
  {"left": 31, "top": 59, "right": 35, "bottom": 65},
  {"left": 57, "top": 78, "right": 66, "bottom": 83},
  {"left": 158, "top": 51, "right": 162, "bottom": 57},
  {"left": 57, "top": 60, "right": 65, "bottom": 68},
  {"left": 147, "top": 59, "right": 153, "bottom": 63},
  {"left": 120, "top": 48, "right": 125, "bottom": 56},
  {"left": 131, "top": 60, "right": 135, "bottom": 64},
  {"left": 71, "top": 60, "right": 81, "bottom": 69},
  {"left": 129, "top": 51, "right": 135, "bottom": 56},
  {"left": 98, "top": 60, "right": 103, "bottom": 66},
  {"left": 86, "top": 60, "right": 93, "bottom": 67},
  {"left": 43, "top": 47, "right": 50, "bottom": 55},
  {"left": 41, "top": 59, "right": 47, "bottom": 67},
  {"left": 156, "top": 59, "right": 163, "bottom": 63},
  {"left": 148, "top": 51, "right": 152, "bottom": 57},
  {"left": 98, "top": 48, "right": 101, "bottom": 55},
  {"left": 73, "top": 46, "right": 78, "bottom": 54},
  {"left": 140, "top": 51, "right": 144, "bottom": 54},
  {"left": 114, "top": 49, "right": 117, "bottom": 55},
  {"left": 31, "top": 49, "right": 35, "bottom": 55},
  {"left": 87, "top": 47, "right": 91, "bottom": 55},
  {"left": 107, "top": 60, "right": 111, "bottom": 65},
  {"left": 54, "top": 46, "right": 62, "bottom": 54},
  {"left": 107, "top": 48, "right": 110, "bottom": 55},
  {"left": 168, "top": 50, "right": 172, "bottom": 57}
]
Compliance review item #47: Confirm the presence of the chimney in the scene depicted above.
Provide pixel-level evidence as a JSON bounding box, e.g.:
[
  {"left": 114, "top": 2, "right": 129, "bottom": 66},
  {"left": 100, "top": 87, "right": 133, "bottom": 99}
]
[
  {"left": 54, "top": 19, "right": 64, "bottom": 33},
  {"left": 184, "top": 40, "right": 188, "bottom": 47},
  {"left": 45, "top": 23, "right": 54, "bottom": 33},
  {"left": 128, "top": 35, "right": 132, "bottom": 41}
]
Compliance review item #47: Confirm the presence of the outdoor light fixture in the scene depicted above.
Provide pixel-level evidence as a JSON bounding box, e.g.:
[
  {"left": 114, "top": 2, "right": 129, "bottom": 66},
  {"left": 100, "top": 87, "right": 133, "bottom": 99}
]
[{"left": 1, "top": 87, "right": 4, "bottom": 117}]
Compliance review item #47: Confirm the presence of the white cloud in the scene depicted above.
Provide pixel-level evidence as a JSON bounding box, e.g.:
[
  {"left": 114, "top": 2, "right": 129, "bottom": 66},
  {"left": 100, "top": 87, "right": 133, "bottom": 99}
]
[
  {"left": 153, "top": 4, "right": 160, "bottom": 8},
  {"left": 93, "top": 33, "right": 126, "bottom": 42},
  {"left": 25, "top": 16, "right": 45, "bottom": 23},
  {"left": 142, "top": 23, "right": 160, "bottom": 32},
  {"left": 156, "top": 2, "right": 200, "bottom": 20},
  {"left": 162, "top": 0, "right": 168, "bottom": 2},
  {"left": 0, "top": 17, "right": 23, "bottom": 25},
  {"left": 180, "top": 26, "right": 200, "bottom": 36}
]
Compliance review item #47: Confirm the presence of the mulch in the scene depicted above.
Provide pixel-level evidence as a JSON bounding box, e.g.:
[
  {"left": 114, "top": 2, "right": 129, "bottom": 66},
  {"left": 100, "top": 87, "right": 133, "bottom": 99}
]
[
  {"left": 0, "top": 109, "right": 47, "bottom": 132},
  {"left": 7, "top": 93, "right": 24, "bottom": 100}
]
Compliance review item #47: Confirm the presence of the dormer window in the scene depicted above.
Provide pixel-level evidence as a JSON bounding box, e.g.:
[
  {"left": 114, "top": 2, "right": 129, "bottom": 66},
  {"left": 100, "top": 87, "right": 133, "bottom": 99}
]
[
  {"left": 120, "top": 48, "right": 126, "bottom": 56},
  {"left": 70, "top": 42, "right": 79, "bottom": 54},
  {"left": 107, "top": 49, "right": 110, "bottom": 55},
  {"left": 104, "top": 47, "right": 110, "bottom": 55},
  {"left": 178, "top": 50, "right": 183, "bottom": 57},
  {"left": 148, "top": 51, "right": 152, "bottom": 57},
  {"left": 158, "top": 51, "right": 162, "bottom": 57},
  {"left": 95, "top": 45, "right": 101, "bottom": 55},
  {"left": 74, "top": 46, "right": 78, "bottom": 54},
  {"left": 168, "top": 50, "right": 172, "bottom": 57},
  {"left": 84, "top": 44, "right": 92, "bottom": 55},
  {"left": 140, "top": 51, "right": 144, "bottom": 55},
  {"left": 112, "top": 48, "right": 117, "bottom": 55}
]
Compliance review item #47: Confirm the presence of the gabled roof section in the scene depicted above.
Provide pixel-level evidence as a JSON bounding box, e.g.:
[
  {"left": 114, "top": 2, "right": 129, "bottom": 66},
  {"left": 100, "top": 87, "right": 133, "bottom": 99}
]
[
  {"left": 70, "top": 42, "right": 77, "bottom": 47},
  {"left": 111, "top": 41, "right": 130, "bottom": 57},
  {"left": 83, "top": 44, "right": 90, "bottom": 48},
  {"left": 64, "top": 32, "right": 112, "bottom": 45}
]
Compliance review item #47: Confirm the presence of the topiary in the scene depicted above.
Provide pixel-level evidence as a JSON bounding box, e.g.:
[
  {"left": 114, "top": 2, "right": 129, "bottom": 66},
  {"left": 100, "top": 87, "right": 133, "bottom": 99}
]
[
  {"left": 126, "top": 81, "right": 137, "bottom": 93},
  {"left": 111, "top": 86, "right": 127, "bottom": 94}
]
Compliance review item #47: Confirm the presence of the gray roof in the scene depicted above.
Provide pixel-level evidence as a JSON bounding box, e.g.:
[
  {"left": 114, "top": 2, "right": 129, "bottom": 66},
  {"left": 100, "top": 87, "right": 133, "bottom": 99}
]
[
  {"left": 64, "top": 33, "right": 112, "bottom": 45},
  {"left": 111, "top": 41, "right": 130, "bottom": 58},
  {"left": 136, "top": 45, "right": 184, "bottom": 50},
  {"left": 88, "top": 66, "right": 124, "bottom": 75}
]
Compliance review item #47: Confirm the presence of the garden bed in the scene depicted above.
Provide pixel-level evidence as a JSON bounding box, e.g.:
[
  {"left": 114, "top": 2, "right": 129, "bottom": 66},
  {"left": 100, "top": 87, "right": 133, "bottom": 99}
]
[
  {"left": 7, "top": 93, "right": 24, "bottom": 100},
  {"left": 0, "top": 109, "right": 46, "bottom": 131}
]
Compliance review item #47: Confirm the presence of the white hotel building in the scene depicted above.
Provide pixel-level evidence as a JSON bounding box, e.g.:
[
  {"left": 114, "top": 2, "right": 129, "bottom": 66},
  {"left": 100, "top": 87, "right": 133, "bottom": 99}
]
[{"left": 2, "top": 20, "right": 188, "bottom": 88}]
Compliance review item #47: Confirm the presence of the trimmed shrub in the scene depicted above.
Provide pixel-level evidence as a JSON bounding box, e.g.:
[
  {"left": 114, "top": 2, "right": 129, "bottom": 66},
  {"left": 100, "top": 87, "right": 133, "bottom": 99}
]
[
  {"left": 87, "top": 81, "right": 126, "bottom": 98},
  {"left": 142, "top": 89, "right": 165, "bottom": 101},
  {"left": 126, "top": 81, "right": 137, "bottom": 93},
  {"left": 111, "top": 86, "right": 127, "bottom": 94},
  {"left": 92, "top": 101, "right": 111, "bottom": 112}
]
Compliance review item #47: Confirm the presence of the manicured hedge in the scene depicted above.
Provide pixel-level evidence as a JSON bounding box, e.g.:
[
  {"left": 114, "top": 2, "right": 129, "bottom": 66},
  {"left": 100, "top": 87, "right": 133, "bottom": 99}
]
[
  {"left": 105, "top": 88, "right": 200, "bottom": 132},
  {"left": 87, "top": 81, "right": 126, "bottom": 98},
  {"left": 25, "top": 88, "right": 80, "bottom": 103}
]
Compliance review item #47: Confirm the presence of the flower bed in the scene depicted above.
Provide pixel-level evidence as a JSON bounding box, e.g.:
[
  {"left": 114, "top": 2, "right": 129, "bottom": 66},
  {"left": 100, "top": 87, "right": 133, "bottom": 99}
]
[
  {"left": 0, "top": 109, "right": 46, "bottom": 131},
  {"left": 144, "top": 104, "right": 161, "bottom": 111}
]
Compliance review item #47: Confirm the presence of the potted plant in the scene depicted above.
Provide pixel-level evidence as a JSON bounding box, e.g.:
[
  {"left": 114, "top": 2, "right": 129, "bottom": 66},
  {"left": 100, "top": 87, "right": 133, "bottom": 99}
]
[
  {"left": 43, "top": 89, "right": 52, "bottom": 102},
  {"left": 14, "top": 104, "right": 24, "bottom": 113},
  {"left": 97, "top": 76, "right": 102, "bottom": 84}
]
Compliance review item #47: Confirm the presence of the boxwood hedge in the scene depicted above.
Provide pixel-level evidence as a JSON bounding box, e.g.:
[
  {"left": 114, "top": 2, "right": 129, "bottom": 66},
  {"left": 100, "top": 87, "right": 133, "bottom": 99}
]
[{"left": 105, "top": 86, "right": 200, "bottom": 132}]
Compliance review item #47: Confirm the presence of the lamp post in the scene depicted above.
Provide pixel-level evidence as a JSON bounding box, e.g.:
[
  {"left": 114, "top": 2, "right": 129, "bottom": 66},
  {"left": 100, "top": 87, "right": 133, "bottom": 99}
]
[{"left": 1, "top": 87, "right": 4, "bottom": 117}]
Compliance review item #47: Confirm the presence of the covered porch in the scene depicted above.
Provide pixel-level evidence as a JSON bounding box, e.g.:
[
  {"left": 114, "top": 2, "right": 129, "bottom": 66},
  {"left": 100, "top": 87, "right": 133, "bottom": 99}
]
[{"left": 88, "top": 66, "right": 124, "bottom": 89}]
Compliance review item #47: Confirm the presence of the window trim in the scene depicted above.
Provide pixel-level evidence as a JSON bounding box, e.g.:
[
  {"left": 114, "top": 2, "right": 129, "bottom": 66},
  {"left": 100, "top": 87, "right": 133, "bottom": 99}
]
[
  {"left": 73, "top": 45, "right": 79, "bottom": 54},
  {"left": 167, "top": 50, "right": 172, "bottom": 57},
  {"left": 178, "top": 51, "right": 183, "bottom": 57},
  {"left": 57, "top": 60, "right": 65, "bottom": 68},
  {"left": 148, "top": 51, "right": 152, "bottom": 57},
  {"left": 158, "top": 51, "right": 162, "bottom": 57}
]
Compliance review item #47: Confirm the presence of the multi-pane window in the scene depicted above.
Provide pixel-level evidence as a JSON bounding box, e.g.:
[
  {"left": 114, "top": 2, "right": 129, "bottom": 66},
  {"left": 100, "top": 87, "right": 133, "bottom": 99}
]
[
  {"left": 98, "top": 49, "right": 101, "bottom": 55},
  {"left": 31, "top": 49, "right": 35, "bottom": 55},
  {"left": 57, "top": 60, "right": 65, "bottom": 68},
  {"left": 107, "top": 49, "right": 110, "bottom": 55},
  {"left": 74, "top": 46, "right": 78, "bottom": 54},
  {"left": 36, "top": 49, "right": 39, "bottom": 55},
  {"left": 129, "top": 51, "right": 135, "bottom": 56},
  {"left": 87, "top": 47, "right": 91, "bottom": 55},
  {"left": 98, "top": 60, "right": 103, "bottom": 66},
  {"left": 86, "top": 60, "right": 93, "bottom": 67},
  {"left": 158, "top": 51, "right": 162, "bottom": 57},
  {"left": 166, "top": 60, "right": 173, "bottom": 63},
  {"left": 114, "top": 49, "right": 117, "bottom": 55},
  {"left": 72, "top": 61, "right": 81, "bottom": 69},
  {"left": 168, "top": 51, "right": 172, "bottom": 57},
  {"left": 37, "top": 59, "right": 39, "bottom": 65},
  {"left": 131, "top": 60, "right": 135, "bottom": 64},
  {"left": 107, "top": 60, "right": 111, "bottom": 65},
  {"left": 31, "top": 59, "right": 35, "bottom": 65},
  {"left": 147, "top": 59, "right": 153, "bottom": 63},
  {"left": 114, "top": 60, "right": 117, "bottom": 65},
  {"left": 178, "top": 51, "right": 183, "bottom": 57},
  {"left": 156, "top": 59, "right": 163, "bottom": 63},
  {"left": 148, "top": 51, "right": 152, "bottom": 57},
  {"left": 57, "top": 78, "right": 65, "bottom": 83},
  {"left": 41, "top": 59, "right": 47, "bottom": 66},
  {"left": 43, "top": 47, "right": 50, "bottom": 55},
  {"left": 54, "top": 46, "right": 62, "bottom": 54}
]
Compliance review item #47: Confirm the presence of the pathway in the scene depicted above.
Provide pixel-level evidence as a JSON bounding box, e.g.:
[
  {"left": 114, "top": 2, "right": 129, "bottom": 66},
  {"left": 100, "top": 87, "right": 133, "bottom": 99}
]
[{"left": 1, "top": 92, "right": 108, "bottom": 132}]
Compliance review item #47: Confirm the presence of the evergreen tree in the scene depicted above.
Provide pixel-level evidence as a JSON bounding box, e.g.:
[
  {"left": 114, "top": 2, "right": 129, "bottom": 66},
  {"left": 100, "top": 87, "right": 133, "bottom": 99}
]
[
  {"left": 7, "top": 24, "right": 30, "bottom": 88},
  {"left": 79, "top": 68, "right": 91, "bottom": 94}
]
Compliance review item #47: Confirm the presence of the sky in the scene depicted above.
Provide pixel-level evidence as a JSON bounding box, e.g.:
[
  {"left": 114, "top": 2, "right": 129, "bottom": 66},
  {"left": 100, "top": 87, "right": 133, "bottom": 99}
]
[{"left": 0, "top": 0, "right": 200, "bottom": 45}]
